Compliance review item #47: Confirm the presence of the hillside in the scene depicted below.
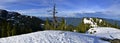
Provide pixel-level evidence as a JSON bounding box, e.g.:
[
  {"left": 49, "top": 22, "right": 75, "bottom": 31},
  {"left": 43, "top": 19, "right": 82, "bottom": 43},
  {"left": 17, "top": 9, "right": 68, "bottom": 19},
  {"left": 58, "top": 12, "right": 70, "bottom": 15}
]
[
  {"left": 0, "top": 30, "right": 109, "bottom": 43},
  {"left": 0, "top": 9, "right": 44, "bottom": 38}
]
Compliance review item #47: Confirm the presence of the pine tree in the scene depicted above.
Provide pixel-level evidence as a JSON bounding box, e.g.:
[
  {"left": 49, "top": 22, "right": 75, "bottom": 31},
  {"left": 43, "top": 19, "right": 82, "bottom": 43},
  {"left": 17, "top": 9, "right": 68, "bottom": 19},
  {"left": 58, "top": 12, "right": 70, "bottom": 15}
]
[
  {"left": 57, "top": 18, "right": 66, "bottom": 30},
  {"left": 45, "top": 18, "right": 51, "bottom": 30},
  {"left": 6, "top": 23, "right": 11, "bottom": 36},
  {"left": 114, "top": 21, "right": 119, "bottom": 28},
  {"left": 67, "top": 25, "right": 75, "bottom": 31},
  {"left": 76, "top": 19, "right": 90, "bottom": 33},
  {"left": 11, "top": 26, "right": 16, "bottom": 36},
  {"left": 1, "top": 27, "right": 5, "bottom": 37}
]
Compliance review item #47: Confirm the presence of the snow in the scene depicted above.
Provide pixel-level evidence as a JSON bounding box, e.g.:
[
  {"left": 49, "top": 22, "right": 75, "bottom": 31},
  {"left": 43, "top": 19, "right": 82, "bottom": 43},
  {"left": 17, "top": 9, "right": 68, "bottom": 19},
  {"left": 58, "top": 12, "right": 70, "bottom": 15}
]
[
  {"left": 0, "top": 30, "right": 109, "bottom": 43},
  {"left": 83, "top": 18, "right": 93, "bottom": 24},
  {"left": 83, "top": 18, "right": 98, "bottom": 27},
  {"left": 41, "top": 24, "right": 45, "bottom": 26},
  {"left": 7, "top": 19, "right": 14, "bottom": 21},
  {"left": 86, "top": 27, "right": 120, "bottom": 39},
  {"left": 83, "top": 18, "right": 103, "bottom": 27},
  {"left": 99, "top": 19, "right": 102, "bottom": 23}
]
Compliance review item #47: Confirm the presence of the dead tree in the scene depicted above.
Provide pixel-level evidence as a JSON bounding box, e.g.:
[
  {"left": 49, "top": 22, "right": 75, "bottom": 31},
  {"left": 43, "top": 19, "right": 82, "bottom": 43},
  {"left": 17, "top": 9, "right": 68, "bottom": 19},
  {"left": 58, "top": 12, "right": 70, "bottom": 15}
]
[
  {"left": 52, "top": 4, "right": 58, "bottom": 29},
  {"left": 47, "top": 0, "right": 58, "bottom": 29}
]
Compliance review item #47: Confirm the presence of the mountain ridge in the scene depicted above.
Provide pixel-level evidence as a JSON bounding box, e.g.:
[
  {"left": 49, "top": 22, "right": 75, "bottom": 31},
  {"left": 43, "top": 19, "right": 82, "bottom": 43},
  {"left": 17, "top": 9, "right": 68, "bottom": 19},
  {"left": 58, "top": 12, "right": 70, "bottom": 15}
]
[
  {"left": 0, "top": 9, "right": 45, "bottom": 38},
  {"left": 39, "top": 17, "right": 120, "bottom": 27}
]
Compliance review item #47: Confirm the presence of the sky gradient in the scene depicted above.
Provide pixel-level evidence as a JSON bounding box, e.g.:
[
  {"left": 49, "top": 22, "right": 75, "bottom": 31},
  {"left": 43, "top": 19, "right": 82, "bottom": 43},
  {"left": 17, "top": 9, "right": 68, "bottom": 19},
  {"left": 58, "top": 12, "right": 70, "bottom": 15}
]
[{"left": 0, "top": 0, "right": 120, "bottom": 20}]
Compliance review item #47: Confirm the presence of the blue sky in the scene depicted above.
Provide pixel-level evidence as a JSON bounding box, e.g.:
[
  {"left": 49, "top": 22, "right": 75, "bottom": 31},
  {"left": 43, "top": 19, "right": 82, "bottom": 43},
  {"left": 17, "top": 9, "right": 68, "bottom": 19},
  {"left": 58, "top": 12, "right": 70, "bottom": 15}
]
[{"left": 0, "top": 0, "right": 120, "bottom": 20}]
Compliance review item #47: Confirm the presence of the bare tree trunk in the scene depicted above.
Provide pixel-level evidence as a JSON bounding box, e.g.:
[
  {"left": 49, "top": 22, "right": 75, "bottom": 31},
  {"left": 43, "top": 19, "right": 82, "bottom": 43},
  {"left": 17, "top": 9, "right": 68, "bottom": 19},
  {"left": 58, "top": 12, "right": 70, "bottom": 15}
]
[{"left": 52, "top": 4, "right": 57, "bottom": 29}]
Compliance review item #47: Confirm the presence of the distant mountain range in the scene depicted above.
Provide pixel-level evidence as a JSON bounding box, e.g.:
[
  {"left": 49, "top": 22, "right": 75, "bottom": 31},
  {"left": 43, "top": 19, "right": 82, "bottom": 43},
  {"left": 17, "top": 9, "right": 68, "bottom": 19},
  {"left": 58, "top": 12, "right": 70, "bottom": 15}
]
[
  {"left": 39, "top": 17, "right": 120, "bottom": 27},
  {"left": 39, "top": 11, "right": 120, "bottom": 27},
  {"left": 73, "top": 12, "right": 119, "bottom": 20}
]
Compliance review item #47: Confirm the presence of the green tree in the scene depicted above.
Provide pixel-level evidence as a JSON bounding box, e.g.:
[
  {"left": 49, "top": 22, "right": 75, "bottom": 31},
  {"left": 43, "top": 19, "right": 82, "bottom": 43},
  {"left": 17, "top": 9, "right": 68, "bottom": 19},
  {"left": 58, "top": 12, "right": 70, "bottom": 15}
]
[
  {"left": 44, "top": 18, "right": 51, "bottom": 30},
  {"left": 11, "top": 26, "right": 16, "bottom": 36},
  {"left": 57, "top": 18, "right": 66, "bottom": 30},
  {"left": 76, "top": 20, "right": 90, "bottom": 33}
]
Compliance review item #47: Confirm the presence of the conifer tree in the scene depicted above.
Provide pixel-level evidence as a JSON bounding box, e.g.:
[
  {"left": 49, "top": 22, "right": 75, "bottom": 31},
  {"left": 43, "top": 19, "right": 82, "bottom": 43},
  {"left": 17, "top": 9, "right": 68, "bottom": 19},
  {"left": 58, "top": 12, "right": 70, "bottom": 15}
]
[
  {"left": 45, "top": 18, "right": 51, "bottom": 30},
  {"left": 11, "top": 26, "right": 16, "bottom": 36},
  {"left": 6, "top": 23, "right": 11, "bottom": 36},
  {"left": 57, "top": 18, "right": 66, "bottom": 30}
]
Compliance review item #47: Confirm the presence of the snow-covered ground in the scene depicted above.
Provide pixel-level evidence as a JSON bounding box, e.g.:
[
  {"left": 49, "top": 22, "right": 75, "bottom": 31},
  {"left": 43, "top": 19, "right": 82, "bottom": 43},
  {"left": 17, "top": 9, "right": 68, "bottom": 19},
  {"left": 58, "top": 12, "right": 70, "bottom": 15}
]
[
  {"left": 0, "top": 27, "right": 120, "bottom": 43},
  {"left": 86, "top": 27, "right": 120, "bottom": 39},
  {"left": 0, "top": 30, "right": 109, "bottom": 43}
]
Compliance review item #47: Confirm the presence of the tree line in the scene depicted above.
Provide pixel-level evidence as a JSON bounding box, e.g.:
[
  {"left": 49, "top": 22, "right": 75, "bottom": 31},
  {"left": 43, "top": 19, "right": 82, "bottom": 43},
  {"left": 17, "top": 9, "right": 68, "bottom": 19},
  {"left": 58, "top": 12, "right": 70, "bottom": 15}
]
[{"left": 44, "top": 17, "right": 120, "bottom": 33}]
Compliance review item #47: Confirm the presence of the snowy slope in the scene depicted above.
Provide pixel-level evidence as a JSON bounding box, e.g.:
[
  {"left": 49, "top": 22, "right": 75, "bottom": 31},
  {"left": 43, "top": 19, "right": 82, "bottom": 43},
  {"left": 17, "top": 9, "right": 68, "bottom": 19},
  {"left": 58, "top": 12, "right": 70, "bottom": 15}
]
[
  {"left": 0, "top": 30, "right": 109, "bottom": 43},
  {"left": 86, "top": 27, "right": 120, "bottom": 39}
]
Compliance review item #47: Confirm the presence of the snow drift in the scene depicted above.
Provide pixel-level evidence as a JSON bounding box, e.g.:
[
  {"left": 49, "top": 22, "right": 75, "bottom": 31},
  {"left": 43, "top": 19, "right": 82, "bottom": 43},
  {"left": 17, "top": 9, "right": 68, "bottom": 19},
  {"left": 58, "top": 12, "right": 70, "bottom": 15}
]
[
  {"left": 87, "top": 27, "right": 120, "bottom": 39},
  {"left": 0, "top": 30, "right": 108, "bottom": 43}
]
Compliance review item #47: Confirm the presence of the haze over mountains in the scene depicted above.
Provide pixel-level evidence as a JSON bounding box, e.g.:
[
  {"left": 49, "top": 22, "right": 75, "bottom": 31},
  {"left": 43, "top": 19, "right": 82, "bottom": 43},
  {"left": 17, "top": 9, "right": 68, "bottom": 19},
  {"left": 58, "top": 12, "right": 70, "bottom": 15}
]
[
  {"left": 74, "top": 12, "right": 113, "bottom": 19},
  {"left": 40, "top": 17, "right": 120, "bottom": 27},
  {"left": 39, "top": 11, "right": 120, "bottom": 21}
]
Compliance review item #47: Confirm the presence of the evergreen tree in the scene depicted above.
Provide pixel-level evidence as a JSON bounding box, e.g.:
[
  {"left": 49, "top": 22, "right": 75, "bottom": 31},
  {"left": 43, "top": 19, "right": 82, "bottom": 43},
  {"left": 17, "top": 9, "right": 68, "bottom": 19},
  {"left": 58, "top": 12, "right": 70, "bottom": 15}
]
[
  {"left": 11, "top": 26, "right": 16, "bottom": 36},
  {"left": 7, "top": 23, "right": 10, "bottom": 36},
  {"left": 76, "top": 19, "right": 91, "bottom": 33},
  {"left": 114, "top": 21, "right": 119, "bottom": 28},
  {"left": 57, "top": 18, "right": 66, "bottom": 30},
  {"left": 44, "top": 18, "right": 51, "bottom": 30}
]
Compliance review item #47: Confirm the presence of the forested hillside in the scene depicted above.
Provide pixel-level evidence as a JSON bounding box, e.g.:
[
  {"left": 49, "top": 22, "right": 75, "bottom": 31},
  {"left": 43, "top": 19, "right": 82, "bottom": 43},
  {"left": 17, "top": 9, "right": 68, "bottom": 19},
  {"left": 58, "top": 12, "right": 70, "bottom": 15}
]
[{"left": 0, "top": 9, "right": 44, "bottom": 38}]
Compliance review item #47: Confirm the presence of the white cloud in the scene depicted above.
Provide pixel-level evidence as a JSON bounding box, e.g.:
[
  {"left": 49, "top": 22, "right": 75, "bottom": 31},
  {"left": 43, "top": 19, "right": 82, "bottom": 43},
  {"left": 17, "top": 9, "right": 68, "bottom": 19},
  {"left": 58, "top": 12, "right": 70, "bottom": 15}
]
[
  {"left": 0, "top": 0, "right": 19, "bottom": 4},
  {"left": 104, "top": 4, "right": 120, "bottom": 15},
  {"left": 0, "top": 0, "right": 119, "bottom": 19},
  {"left": 3, "top": 0, "right": 17, "bottom": 2},
  {"left": 0, "top": 0, "right": 20, "bottom": 9},
  {"left": 103, "top": 0, "right": 120, "bottom": 16},
  {"left": 9, "top": 8, "right": 53, "bottom": 17},
  {"left": 0, "top": 6, "right": 6, "bottom": 9}
]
